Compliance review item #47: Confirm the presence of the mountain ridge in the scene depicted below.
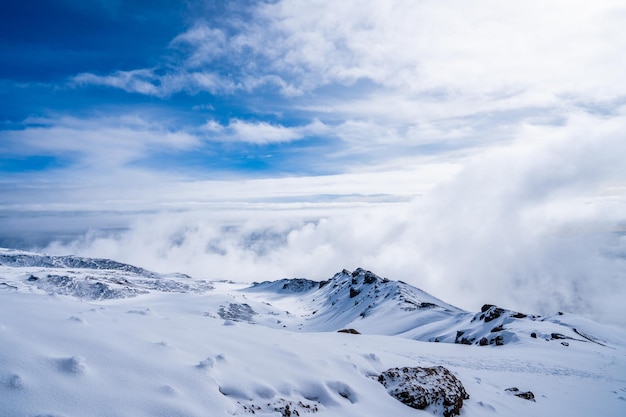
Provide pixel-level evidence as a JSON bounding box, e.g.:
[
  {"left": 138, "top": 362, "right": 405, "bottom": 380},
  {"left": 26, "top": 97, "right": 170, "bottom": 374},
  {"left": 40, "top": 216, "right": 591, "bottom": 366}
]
[{"left": 0, "top": 247, "right": 621, "bottom": 349}]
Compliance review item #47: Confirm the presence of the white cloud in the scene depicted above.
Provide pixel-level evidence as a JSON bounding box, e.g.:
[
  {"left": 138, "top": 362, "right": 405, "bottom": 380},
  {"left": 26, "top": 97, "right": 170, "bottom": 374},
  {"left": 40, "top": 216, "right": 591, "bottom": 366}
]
[
  {"left": 68, "top": 1, "right": 626, "bottom": 157},
  {"left": 69, "top": 1, "right": 626, "bottom": 124},
  {"left": 249, "top": 0, "right": 626, "bottom": 100},
  {"left": 73, "top": 70, "right": 162, "bottom": 96},
  {"left": 72, "top": 69, "right": 237, "bottom": 97},
  {"left": 0, "top": 115, "right": 200, "bottom": 172},
  {"left": 200, "top": 118, "right": 329, "bottom": 144}
]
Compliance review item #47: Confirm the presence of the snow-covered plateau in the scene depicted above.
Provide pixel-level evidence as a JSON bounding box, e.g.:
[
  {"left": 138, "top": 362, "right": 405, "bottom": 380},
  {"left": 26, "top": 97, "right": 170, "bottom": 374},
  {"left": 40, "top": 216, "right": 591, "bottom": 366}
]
[{"left": 1, "top": 247, "right": 625, "bottom": 417}]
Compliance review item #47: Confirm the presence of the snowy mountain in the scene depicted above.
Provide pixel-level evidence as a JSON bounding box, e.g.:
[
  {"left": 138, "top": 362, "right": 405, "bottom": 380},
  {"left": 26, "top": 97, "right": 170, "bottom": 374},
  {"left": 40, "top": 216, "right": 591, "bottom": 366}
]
[{"left": 1, "top": 248, "right": 625, "bottom": 417}]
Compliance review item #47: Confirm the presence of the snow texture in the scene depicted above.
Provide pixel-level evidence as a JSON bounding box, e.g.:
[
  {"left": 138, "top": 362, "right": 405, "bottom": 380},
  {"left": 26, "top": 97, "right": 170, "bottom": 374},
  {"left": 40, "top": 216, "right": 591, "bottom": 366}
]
[{"left": 1, "top": 248, "right": 625, "bottom": 417}]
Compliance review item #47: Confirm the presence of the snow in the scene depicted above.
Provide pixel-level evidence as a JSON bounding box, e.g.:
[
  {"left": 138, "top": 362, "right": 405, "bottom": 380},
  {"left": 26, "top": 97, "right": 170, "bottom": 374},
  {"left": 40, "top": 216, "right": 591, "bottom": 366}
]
[{"left": 1, "top": 248, "right": 625, "bottom": 416}]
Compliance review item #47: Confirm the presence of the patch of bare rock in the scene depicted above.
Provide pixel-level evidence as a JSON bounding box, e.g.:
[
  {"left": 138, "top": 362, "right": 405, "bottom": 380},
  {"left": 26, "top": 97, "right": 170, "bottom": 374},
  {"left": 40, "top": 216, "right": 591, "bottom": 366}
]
[{"left": 378, "top": 366, "right": 469, "bottom": 417}]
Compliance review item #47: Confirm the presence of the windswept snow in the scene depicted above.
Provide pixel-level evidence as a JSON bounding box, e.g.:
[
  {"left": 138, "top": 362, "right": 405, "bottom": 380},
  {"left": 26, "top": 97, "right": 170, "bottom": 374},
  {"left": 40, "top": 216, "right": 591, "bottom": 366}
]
[{"left": 1, "top": 248, "right": 625, "bottom": 417}]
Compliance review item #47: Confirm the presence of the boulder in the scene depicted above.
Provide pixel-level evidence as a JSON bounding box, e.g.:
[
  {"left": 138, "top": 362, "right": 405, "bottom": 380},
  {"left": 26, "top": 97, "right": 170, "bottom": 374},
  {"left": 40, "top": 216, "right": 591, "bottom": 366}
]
[
  {"left": 378, "top": 366, "right": 469, "bottom": 417},
  {"left": 505, "top": 387, "right": 535, "bottom": 402}
]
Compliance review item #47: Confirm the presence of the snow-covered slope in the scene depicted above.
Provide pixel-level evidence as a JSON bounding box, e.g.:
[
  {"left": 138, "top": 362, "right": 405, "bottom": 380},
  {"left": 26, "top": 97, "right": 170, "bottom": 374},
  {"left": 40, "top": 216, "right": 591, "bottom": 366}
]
[
  {"left": 1, "top": 248, "right": 625, "bottom": 417},
  {"left": 243, "top": 268, "right": 618, "bottom": 350}
]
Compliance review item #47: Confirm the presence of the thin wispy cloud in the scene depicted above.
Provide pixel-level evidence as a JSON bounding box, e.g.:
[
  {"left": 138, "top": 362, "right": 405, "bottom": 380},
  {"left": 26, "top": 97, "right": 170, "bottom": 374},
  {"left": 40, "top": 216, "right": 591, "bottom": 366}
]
[{"left": 200, "top": 118, "right": 330, "bottom": 144}]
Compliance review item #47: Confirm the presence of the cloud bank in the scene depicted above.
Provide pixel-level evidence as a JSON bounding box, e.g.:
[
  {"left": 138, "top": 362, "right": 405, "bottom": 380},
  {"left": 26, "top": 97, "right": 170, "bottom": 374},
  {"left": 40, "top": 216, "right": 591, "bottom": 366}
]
[{"left": 41, "top": 111, "right": 626, "bottom": 328}]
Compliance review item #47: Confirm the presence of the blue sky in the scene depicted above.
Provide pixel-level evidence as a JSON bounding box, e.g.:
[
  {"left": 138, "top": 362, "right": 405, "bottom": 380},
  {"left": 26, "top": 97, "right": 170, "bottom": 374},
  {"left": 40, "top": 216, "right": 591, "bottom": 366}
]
[{"left": 2, "top": 1, "right": 626, "bottom": 326}]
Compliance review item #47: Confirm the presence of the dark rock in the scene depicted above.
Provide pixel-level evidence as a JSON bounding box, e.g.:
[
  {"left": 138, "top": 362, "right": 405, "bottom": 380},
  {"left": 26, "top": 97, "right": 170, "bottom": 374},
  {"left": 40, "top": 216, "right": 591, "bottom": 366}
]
[
  {"left": 494, "top": 335, "right": 504, "bottom": 346},
  {"left": 530, "top": 332, "right": 537, "bottom": 338},
  {"left": 551, "top": 333, "right": 568, "bottom": 340},
  {"left": 378, "top": 366, "right": 469, "bottom": 417},
  {"left": 483, "top": 306, "right": 505, "bottom": 323},
  {"left": 511, "top": 312, "right": 527, "bottom": 319},
  {"left": 0, "top": 282, "right": 18, "bottom": 291},
  {"left": 363, "top": 271, "right": 378, "bottom": 284},
  {"left": 27, "top": 275, "right": 39, "bottom": 281},
  {"left": 479, "top": 337, "right": 488, "bottom": 346},
  {"left": 337, "top": 328, "right": 361, "bottom": 334},
  {"left": 454, "top": 330, "right": 474, "bottom": 345},
  {"left": 349, "top": 287, "right": 361, "bottom": 298},
  {"left": 277, "top": 278, "right": 318, "bottom": 292},
  {"left": 490, "top": 325, "right": 504, "bottom": 333},
  {"left": 217, "top": 303, "right": 256, "bottom": 322},
  {"left": 561, "top": 341, "right": 569, "bottom": 347},
  {"left": 505, "top": 387, "right": 536, "bottom": 402},
  {"left": 481, "top": 304, "right": 494, "bottom": 313}
]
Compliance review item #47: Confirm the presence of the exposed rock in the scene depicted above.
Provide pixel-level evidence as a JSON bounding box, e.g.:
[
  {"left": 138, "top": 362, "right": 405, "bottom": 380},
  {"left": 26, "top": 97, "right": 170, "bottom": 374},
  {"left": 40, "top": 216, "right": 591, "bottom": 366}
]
[
  {"left": 349, "top": 287, "right": 361, "bottom": 298},
  {"left": 480, "top": 305, "right": 506, "bottom": 323},
  {"left": 0, "top": 282, "right": 17, "bottom": 291},
  {"left": 0, "top": 251, "right": 155, "bottom": 276},
  {"left": 455, "top": 330, "right": 474, "bottom": 345},
  {"left": 490, "top": 325, "right": 504, "bottom": 333},
  {"left": 337, "top": 328, "right": 361, "bottom": 335},
  {"left": 236, "top": 398, "right": 319, "bottom": 416},
  {"left": 363, "top": 271, "right": 378, "bottom": 284},
  {"left": 218, "top": 303, "right": 256, "bottom": 322},
  {"left": 378, "top": 366, "right": 469, "bottom": 417},
  {"left": 37, "top": 274, "right": 147, "bottom": 300},
  {"left": 279, "top": 278, "right": 319, "bottom": 292},
  {"left": 505, "top": 387, "right": 536, "bottom": 402},
  {"left": 481, "top": 304, "right": 495, "bottom": 313}
]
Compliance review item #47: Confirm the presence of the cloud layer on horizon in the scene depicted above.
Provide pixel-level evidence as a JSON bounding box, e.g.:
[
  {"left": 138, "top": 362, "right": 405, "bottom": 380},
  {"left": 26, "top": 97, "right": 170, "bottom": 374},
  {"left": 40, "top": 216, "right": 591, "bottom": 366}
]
[{"left": 39, "top": 111, "right": 626, "bottom": 328}]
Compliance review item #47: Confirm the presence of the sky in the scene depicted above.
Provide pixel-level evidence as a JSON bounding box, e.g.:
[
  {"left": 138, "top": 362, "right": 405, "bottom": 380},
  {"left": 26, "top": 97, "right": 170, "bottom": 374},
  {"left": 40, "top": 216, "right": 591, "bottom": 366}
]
[{"left": 2, "top": 0, "right": 626, "bottom": 326}]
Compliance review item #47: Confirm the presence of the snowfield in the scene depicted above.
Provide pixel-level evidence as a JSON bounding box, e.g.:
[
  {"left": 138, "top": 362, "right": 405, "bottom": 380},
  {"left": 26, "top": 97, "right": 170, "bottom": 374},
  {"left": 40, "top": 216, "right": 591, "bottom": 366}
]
[{"left": 1, "top": 248, "right": 625, "bottom": 417}]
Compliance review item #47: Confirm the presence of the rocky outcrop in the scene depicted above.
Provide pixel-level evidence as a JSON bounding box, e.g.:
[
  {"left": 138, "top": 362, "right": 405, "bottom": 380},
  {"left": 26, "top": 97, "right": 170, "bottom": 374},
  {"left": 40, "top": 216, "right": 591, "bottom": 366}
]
[
  {"left": 337, "top": 328, "right": 361, "bottom": 334},
  {"left": 505, "top": 387, "right": 535, "bottom": 402},
  {"left": 378, "top": 366, "right": 469, "bottom": 417},
  {"left": 218, "top": 303, "right": 256, "bottom": 322}
]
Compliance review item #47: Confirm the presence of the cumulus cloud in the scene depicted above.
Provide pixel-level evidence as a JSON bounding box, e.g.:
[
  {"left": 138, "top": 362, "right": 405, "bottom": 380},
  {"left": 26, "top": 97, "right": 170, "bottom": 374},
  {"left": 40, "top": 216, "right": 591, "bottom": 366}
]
[{"left": 249, "top": 0, "right": 626, "bottom": 99}]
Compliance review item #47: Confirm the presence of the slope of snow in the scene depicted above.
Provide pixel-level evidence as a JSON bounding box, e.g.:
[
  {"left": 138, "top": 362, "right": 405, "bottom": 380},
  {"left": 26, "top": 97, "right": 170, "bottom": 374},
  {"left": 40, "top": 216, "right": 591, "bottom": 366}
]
[{"left": 1, "top": 249, "right": 625, "bottom": 417}]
